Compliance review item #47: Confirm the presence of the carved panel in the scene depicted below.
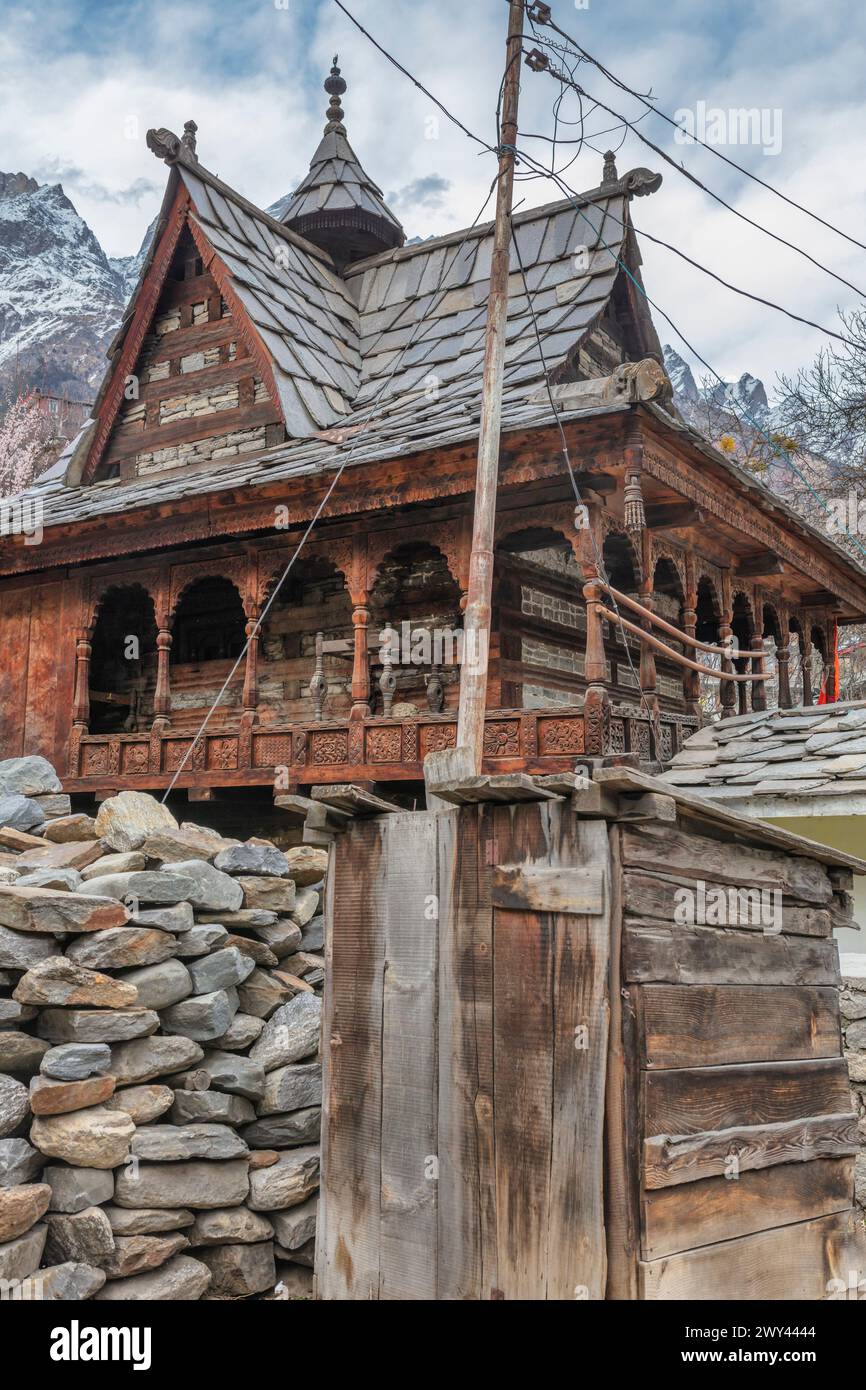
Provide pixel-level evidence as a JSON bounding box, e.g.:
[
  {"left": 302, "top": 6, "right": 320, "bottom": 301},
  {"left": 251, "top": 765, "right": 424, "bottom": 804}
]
[
  {"left": 420, "top": 722, "right": 457, "bottom": 757},
  {"left": 207, "top": 737, "right": 238, "bottom": 771},
  {"left": 122, "top": 742, "right": 150, "bottom": 776},
  {"left": 348, "top": 723, "right": 365, "bottom": 764},
  {"left": 630, "top": 719, "right": 651, "bottom": 759},
  {"left": 163, "top": 740, "right": 193, "bottom": 773},
  {"left": 107, "top": 739, "right": 121, "bottom": 775},
  {"left": 82, "top": 743, "right": 111, "bottom": 776},
  {"left": 367, "top": 726, "right": 402, "bottom": 763},
  {"left": 607, "top": 718, "right": 626, "bottom": 754},
  {"left": 253, "top": 734, "right": 294, "bottom": 768},
  {"left": 482, "top": 720, "right": 520, "bottom": 758},
  {"left": 402, "top": 723, "right": 419, "bottom": 762},
  {"left": 658, "top": 724, "right": 674, "bottom": 762},
  {"left": 310, "top": 730, "right": 349, "bottom": 765},
  {"left": 537, "top": 716, "right": 586, "bottom": 756}
]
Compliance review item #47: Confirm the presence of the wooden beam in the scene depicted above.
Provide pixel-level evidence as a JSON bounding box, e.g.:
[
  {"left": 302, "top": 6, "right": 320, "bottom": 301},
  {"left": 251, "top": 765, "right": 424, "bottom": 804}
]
[
  {"left": 737, "top": 552, "right": 784, "bottom": 577},
  {"left": 644, "top": 502, "right": 701, "bottom": 529}
]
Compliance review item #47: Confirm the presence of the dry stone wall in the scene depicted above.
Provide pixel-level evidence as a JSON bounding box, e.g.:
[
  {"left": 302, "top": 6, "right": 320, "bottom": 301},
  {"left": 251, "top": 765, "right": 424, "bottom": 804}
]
[
  {"left": 841, "top": 964, "right": 866, "bottom": 1213},
  {"left": 0, "top": 757, "right": 326, "bottom": 1301}
]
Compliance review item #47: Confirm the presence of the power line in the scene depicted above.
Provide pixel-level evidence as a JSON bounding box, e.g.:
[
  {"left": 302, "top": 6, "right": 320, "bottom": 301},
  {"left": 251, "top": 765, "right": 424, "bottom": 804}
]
[
  {"left": 330, "top": 4, "right": 866, "bottom": 572},
  {"left": 511, "top": 144, "right": 866, "bottom": 568},
  {"left": 528, "top": 1, "right": 866, "bottom": 256},
  {"left": 331, "top": 0, "right": 495, "bottom": 154},
  {"left": 524, "top": 45, "right": 866, "bottom": 303}
]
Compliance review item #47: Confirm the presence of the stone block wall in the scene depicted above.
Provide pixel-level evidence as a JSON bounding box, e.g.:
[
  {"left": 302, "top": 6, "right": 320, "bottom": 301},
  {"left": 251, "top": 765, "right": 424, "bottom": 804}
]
[
  {"left": 841, "top": 966, "right": 866, "bottom": 1213},
  {"left": 0, "top": 757, "right": 325, "bottom": 1301}
]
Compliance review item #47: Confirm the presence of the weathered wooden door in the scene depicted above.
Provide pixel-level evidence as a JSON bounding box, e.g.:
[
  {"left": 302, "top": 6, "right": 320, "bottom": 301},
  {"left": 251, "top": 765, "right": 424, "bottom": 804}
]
[{"left": 317, "top": 801, "right": 612, "bottom": 1299}]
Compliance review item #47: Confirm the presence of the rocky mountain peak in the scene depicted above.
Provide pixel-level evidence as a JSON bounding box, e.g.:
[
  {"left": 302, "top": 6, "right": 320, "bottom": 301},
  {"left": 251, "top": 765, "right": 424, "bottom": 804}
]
[{"left": 0, "top": 171, "right": 41, "bottom": 200}]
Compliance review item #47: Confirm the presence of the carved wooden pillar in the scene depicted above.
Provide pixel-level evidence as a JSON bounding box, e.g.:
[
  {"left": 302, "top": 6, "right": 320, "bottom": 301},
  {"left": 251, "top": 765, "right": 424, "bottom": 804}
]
[
  {"left": 152, "top": 627, "right": 172, "bottom": 728},
  {"left": 350, "top": 605, "right": 371, "bottom": 720},
  {"left": 638, "top": 529, "right": 658, "bottom": 715},
  {"left": 242, "top": 610, "right": 259, "bottom": 725},
  {"left": 828, "top": 617, "right": 839, "bottom": 703},
  {"left": 719, "top": 572, "right": 736, "bottom": 719},
  {"left": 682, "top": 553, "right": 700, "bottom": 718},
  {"left": 72, "top": 630, "right": 92, "bottom": 731},
  {"left": 575, "top": 505, "right": 609, "bottom": 755},
  {"left": 750, "top": 635, "right": 767, "bottom": 712},
  {"left": 801, "top": 624, "right": 813, "bottom": 706},
  {"left": 776, "top": 614, "right": 792, "bottom": 709}
]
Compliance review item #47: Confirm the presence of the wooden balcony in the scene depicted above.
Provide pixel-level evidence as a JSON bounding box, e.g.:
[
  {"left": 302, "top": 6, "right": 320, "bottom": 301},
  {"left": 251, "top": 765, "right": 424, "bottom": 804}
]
[{"left": 64, "top": 703, "right": 698, "bottom": 796}]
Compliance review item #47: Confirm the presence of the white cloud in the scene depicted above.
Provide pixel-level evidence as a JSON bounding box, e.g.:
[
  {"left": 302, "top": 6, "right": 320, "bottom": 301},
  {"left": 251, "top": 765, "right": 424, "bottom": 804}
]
[{"left": 0, "top": 0, "right": 863, "bottom": 388}]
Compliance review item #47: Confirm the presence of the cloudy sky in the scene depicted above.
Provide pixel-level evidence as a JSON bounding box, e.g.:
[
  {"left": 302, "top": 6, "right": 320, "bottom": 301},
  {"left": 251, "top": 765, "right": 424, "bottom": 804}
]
[{"left": 1, "top": 0, "right": 865, "bottom": 393}]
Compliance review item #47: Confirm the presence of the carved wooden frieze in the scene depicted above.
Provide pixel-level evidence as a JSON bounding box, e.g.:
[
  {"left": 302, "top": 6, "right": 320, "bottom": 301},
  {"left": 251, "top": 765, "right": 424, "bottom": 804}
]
[{"left": 643, "top": 446, "right": 866, "bottom": 612}]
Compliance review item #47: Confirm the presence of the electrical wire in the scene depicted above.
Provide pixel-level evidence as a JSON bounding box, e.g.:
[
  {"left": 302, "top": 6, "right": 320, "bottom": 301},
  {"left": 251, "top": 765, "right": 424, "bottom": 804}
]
[
  {"left": 526, "top": 45, "right": 866, "bottom": 302},
  {"left": 531, "top": 2, "right": 866, "bottom": 255}
]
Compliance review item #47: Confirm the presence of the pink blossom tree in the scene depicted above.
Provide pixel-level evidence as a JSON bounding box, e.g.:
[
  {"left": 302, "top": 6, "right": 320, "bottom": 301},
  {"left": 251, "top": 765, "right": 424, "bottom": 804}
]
[{"left": 0, "top": 393, "right": 57, "bottom": 498}]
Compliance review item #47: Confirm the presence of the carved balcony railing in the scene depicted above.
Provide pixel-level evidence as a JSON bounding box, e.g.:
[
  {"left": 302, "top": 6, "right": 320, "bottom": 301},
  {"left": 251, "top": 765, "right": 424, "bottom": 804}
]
[{"left": 64, "top": 703, "right": 698, "bottom": 793}]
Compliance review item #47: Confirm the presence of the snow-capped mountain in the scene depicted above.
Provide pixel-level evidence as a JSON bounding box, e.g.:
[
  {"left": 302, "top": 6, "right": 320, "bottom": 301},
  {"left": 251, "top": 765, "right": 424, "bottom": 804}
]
[
  {"left": 663, "top": 346, "right": 775, "bottom": 427},
  {"left": 0, "top": 172, "right": 131, "bottom": 405}
]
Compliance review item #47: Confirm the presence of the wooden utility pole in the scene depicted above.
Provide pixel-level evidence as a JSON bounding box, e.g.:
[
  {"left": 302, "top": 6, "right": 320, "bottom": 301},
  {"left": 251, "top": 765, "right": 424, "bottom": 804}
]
[{"left": 425, "top": 0, "right": 524, "bottom": 791}]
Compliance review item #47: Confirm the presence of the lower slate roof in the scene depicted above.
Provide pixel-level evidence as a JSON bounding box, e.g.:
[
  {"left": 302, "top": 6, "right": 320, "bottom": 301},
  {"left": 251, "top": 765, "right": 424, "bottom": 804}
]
[{"left": 661, "top": 701, "right": 866, "bottom": 807}]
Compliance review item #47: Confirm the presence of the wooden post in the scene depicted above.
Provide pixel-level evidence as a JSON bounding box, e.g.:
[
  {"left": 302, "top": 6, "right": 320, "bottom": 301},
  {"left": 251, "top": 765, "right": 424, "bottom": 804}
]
[
  {"left": 72, "top": 631, "right": 92, "bottom": 730},
  {"left": 638, "top": 545, "right": 659, "bottom": 718},
  {"left": 578, "top": 508, "right": 610, "bottom": 755},
  {"left": 750, "top": 634, "right": 767, "bottom": 712},
  {"left": 802, "top": 628, "right": 813, "bottom": 706},
  {"left": 682, "top": 555, "right": 700, "bottom": 718},
  {"left": 350, "top": 603, "right": 371, "bottom": 720},
  {"left": 719, "top": 574, "right": 736, "bottom": 719},
  {"left": 152, "top": 628, "right": 172, "bottom": 727},
  {"left": 242, "top": 612, "right": 259, "bottom": 723},
  {"left": 446, "top": 0, "right": 524, "bottom": 778},
  {"left": 777, "top": 617, "right": 792, "bottom": 709}
]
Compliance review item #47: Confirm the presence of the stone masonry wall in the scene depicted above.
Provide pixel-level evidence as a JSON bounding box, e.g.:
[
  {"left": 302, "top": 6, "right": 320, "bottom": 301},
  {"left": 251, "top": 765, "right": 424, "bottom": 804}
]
[
  {"left": 0, "top": 757, "right": 325, "bottom": 1301},
  {"left": 841, "top": 964, "right": 866, "bottom": 1213}
]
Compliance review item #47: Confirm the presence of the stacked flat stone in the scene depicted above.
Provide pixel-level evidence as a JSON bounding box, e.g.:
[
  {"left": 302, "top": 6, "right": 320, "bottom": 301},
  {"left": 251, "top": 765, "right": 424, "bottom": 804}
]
[
  {"left": 841, "top": 962, "right": 866, "bottom": 1213},
  {"left": 0, "top": 757, "right": 326, "bottom": 1301}
]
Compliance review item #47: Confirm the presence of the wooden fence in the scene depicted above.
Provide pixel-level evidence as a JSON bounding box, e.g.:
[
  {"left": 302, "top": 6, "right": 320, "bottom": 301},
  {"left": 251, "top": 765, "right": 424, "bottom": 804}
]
[{"left": 315, "top": 770, "right": 866, "bottom": 1299}]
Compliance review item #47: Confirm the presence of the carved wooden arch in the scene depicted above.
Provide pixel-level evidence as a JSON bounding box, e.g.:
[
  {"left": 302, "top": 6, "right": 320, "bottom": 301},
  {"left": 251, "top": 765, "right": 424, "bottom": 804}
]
[
  {"left": 496, "top": 501, "right": 580, "bottom": 548},
  {"left": 650, "top": 539, "right": 687, "bottom": 596},
  {"left": 600, "top": 511, "right": 643, "bottom": 588},
  {"left": 731, "top": 586, "right": 757, "bottom": 643},
  {"left": 85, "top": 573, "right": 162, "bottom": 637},
  {"left": 694, "top": 572, "right": 723, "bottom": 637},
  {"left": 169, "top": 558, "right": 251, "bottom": 621},
  {"left": 366, "top": 527, "right": 466, "bottom": 599},
  {"left": 761, "top": 599, "right": 784, "bottom": 643},
  {"left": 256, "top": 538, "right": 356, "bottom": 611}
]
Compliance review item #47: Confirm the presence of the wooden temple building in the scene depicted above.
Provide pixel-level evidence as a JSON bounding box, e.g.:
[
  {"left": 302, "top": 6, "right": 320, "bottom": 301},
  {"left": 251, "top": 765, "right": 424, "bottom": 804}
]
[{"left": 2, "top": 63, "right": 866, "bottom": 810}]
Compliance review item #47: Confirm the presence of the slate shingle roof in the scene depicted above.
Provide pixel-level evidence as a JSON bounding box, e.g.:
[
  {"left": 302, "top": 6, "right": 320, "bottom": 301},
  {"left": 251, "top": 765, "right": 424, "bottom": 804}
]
[
  {"left": 660, "top": 701, "right": 866, "bottom": 805},
  {"left": 26, "top": 153, "right": 648, "bottom": 529}
]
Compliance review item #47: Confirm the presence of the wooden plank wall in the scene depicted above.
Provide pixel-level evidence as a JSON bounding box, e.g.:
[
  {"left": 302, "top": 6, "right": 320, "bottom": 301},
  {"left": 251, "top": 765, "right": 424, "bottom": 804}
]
[
  {"left": 616, "top": 817, "right": 862, "bottom": 1299},
  {"left": 318, "top": 800, "right": 612, "bottom": 1300},
  {"left": 0, "top": 574, "right": 74, "bottom": 768}
]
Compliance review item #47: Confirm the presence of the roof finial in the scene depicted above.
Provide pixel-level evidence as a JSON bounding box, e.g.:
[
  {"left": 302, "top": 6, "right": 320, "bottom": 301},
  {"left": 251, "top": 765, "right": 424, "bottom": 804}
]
[
  {"left": 324, "top": 56, "right": 347, "bottom": 131},
  {"left": 181, "top": 119, "right": 198, "bottom": 162},
  {"left": 602, "top": 149, "right": 618, "bottom": 187}
]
